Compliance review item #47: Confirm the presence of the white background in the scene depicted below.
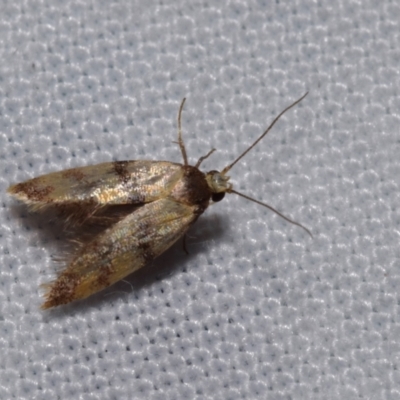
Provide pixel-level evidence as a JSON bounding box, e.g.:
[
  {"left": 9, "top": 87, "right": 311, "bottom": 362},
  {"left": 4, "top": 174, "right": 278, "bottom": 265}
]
[{"left": 1, "top": 1, "right": 400, "bottom": 399}]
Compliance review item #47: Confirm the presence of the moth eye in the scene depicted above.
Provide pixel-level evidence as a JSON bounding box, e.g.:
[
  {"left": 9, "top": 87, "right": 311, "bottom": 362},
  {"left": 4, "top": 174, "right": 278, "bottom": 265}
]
[{"left": 212, "top": 192, "right": 225, "bottom": 202}]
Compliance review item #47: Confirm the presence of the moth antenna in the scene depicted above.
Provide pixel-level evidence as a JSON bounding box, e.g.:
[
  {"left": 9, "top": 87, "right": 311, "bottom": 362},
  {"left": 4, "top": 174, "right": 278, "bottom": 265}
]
[
  {"left": 175, "top": 97, "right": 189, "bottom": 166},
  {"left": 222, "top": 92, "right": 308, "bottom": 175},
  {"left": 229, "top": 189, "right": 312, "bottom": 238}
]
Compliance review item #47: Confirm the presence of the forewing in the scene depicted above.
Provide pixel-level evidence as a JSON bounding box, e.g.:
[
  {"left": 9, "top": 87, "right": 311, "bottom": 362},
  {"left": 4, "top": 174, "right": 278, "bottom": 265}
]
[
  {"left": 8, "top": 160, "right": 183, "bottom": 209},
  {"left": 41, "top": 197, "right": 200, "bottom": 308}
]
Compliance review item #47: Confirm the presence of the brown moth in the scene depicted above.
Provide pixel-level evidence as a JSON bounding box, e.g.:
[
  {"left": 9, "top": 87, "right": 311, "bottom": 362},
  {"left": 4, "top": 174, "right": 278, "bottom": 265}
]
[{"left": 8, "top": 93, "right": 311, "bottom": 309}]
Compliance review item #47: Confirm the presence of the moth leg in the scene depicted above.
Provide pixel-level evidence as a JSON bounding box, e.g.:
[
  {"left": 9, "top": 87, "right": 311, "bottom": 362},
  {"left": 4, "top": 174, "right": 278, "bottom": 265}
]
[
  {"left": 182, "top": 233, "right": 189, "bottom": 255},
  {"left": 173, "top": 98, "right": 189, "bottom": 166},
  {"left": 195, "top": 148, "right": 216, "bottom": 168}
]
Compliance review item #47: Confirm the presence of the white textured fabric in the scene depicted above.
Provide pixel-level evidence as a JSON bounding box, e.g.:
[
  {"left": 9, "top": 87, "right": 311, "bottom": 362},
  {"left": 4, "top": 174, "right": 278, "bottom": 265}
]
[{"left": 1, "top": 1, "right": 399, "bottom": 399}]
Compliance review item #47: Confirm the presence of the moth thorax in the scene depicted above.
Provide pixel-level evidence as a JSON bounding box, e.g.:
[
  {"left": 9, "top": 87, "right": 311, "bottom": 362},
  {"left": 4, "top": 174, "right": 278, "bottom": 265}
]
[
  {"left": 170, "top": 165, "right": 211, "bottom": 208},
  {"left": 205, "top": 171, "right": 231, "bottom": 202}
]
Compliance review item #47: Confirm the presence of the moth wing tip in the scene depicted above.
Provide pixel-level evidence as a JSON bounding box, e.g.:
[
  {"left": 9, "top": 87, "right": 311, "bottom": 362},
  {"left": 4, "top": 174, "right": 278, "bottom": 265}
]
[
  {"left": 7, "top": 184, "right": 30, "bottom": 202},
  {"left": 40, "top": 301, "right": 53, "bottom": 310},
  {"left": 40, "top": 282, "right": 57, "bottom": 310},
  {"left": 7, "top": 184, "right": 18, "bottom": 195}
]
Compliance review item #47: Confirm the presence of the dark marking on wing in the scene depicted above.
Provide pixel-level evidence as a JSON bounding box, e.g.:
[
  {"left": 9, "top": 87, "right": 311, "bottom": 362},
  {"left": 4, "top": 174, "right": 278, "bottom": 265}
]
[
  {"left": 113, "top": 161, "right": 131, "bottom": 183},
  {"left": 10, "top": 181, "right": 54, "bottom": 202},
  {"left": 61, "top": 168, "right": 87, "bottom": 182}
]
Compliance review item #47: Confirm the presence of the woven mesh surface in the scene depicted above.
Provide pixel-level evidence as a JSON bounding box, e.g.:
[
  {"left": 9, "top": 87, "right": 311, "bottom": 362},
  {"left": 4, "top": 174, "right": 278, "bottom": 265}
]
[{"left": 1, "top": 1, "right": 400, "bottom": 399}]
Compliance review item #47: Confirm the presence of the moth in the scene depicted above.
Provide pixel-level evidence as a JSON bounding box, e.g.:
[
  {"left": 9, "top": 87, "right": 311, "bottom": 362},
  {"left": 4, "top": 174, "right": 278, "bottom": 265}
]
[{"left": 8, "top": 93, "right": 311, "bottom": 309}]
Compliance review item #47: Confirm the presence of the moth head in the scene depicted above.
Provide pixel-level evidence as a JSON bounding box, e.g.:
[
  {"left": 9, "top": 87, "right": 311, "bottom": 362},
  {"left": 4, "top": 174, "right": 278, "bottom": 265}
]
[{"left": 205, "top": 170, "right": 232, "bottom": 202}]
